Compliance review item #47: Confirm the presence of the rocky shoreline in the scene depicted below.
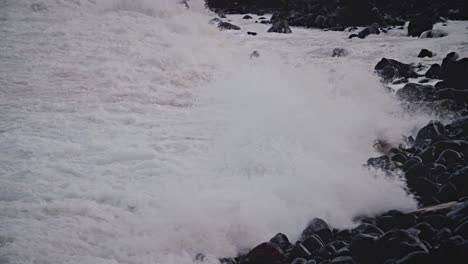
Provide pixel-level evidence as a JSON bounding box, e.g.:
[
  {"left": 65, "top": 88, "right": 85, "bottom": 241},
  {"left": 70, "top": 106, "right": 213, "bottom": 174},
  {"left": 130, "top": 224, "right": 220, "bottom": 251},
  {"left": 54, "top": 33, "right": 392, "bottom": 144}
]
[
  {"left": 213, "top": 51, "right": 468, "bottom": 264},
  {"left": 205, "top": 0, "right": 467, "bottom": 32},
  {"left": 206, "top": 1, "right": 468, "bottom": 261}
]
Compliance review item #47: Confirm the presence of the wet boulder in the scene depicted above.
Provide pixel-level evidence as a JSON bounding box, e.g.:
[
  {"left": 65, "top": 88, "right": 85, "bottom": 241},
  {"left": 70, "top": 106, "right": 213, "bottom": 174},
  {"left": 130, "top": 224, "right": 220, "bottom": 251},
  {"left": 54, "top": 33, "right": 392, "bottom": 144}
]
[
  {"left": 350, "top": 234, "right": 378, "bottom": 264},
  {"left": 290, "top": 243, "right": 312, "bottom": 260},
  {"left": 446, "top": 52, "right": 460, "bottom": 61},
  {"left": 357, "top": 23, "right": 380, "bottom": 39},
  {"left": 425, "top": 64, "right": 441, "bottom": 78},
  {"left": 439, "top": 57, "right": 468, "bottom": 90},
  {"left": 243, "top": 15, "right": 253, "bottom": 20},
  {"left": 267, "top": 19, "right": 292, "bottom": 34},
  {"left": 302, "top": 234, "right": 324, "bottom": 254},
  {"left": 301, "top": 218, "right": 332, "bottom": 242},
  {"left": 376, "top": 229, "right": 428, "bottom": 261},
  {"left": 396, "top": 83, "right": 436, "bottom": 102},
  {"left": 218, "top": 21, "right": 241, "bottom": 30},
  {"left": 413, "top": 222, "right": 437, "bottom": 242},
  {"left": 413, "top": 121, "right": 446, "bottom": 148},
  {"left": 436, "top": 183, "right": 458, "bottom": 203},
  {"left": 418, "top": 49, "right": 433, "bottom": 58},
  {"left": 244, "top": 242, "right": 288, "bottom": 264},
  {"left": 269, "top": 233, "right": 292, "bottom": 252},
  {"left": 408, "top": 14, "right": 435, "bottom": 37},
  {"left": 375, "top": 58, "right": 418, "bottom": 81}
]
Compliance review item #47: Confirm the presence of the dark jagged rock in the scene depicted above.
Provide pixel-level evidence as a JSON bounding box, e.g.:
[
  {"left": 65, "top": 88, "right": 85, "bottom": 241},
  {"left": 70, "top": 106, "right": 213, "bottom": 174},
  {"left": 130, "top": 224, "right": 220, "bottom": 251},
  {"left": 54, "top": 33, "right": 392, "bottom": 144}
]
[
  {"left": 396, "top": 83, "right": 436, "bottom": 102},
  {"left": 413, "top": 222, "right": 437, "bottom": 242},
  {"left": 267, "top": 19, "right": 292, "bottom": 33},
  {"left": 302, "top": 235, "right": 324, "bottom": 254},
  {"left": 218, "top": 21, "right": 241, "bottom": 30},
  {"left": 438, "top": 57, "right": 468, "bottom": 90},
  {"left": 357, "top": 23, "right": 380, "bottom": 39},
  {"left": 318, "top": 243, "right": 338, "bottom": 259},
  {"left": 243, "top": 15, "right": 253, "bottom": 19},
  {"left": 269, "top": 233, "right": 292, "bottom": 252},
  {"left": 244, "top": 242, "right": 288, "bottom": 264},
  {"left": 418, "top": 49, "right": 433, "bottom": 58},
  {"left": 301, "top": 218, "right": 332, "bottom": 242},
  {"left": 290, "top": 243, "right": 312, "bottom": 259},
  {"left": 446, "top": 52, "right": 460, "bottom": 61},
  {"left": 414, "top": 121, "right": 446, "bottom": 148},
  {"left": 206, "top": 0, "right": 468, "bottom": 30},
  {"left": 436, "top": 183, "right": 458, "bottom": 203},
  {"left": 227, "top": 202, "right": 467, "bottom": 264},
  {"left": 376, "top": 229, "right": 428, "bottom": 260},
  {"left": 408, "top": 13, "right": 435, "bottom": 37},
  {"left": 247, "top": 31, "right": 258, "bottom": 36},
  {"left": 425, "top": 64, "right": 441, "bottom": 79},
  {"left": 375, "top": 58, "right": 417, "bottom": 81},
  {"left": 350, "top": 234, "right": 378, "bottom": 264}
]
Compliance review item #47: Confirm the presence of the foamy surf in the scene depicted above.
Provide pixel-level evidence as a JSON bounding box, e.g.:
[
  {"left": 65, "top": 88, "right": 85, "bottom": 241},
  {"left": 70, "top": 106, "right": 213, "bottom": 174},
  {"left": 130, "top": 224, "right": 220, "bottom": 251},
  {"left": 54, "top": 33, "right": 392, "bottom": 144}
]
[{"left": 3, "top": 1, "right": 467, "bottom": 263}]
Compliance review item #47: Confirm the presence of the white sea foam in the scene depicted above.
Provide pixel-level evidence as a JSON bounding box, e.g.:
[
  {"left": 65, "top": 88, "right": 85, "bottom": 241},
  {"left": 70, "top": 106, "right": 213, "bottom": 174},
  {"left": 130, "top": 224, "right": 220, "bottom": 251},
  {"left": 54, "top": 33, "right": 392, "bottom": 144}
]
[{"left": 1, "top": 1, "right": 467, "bottom": 263}]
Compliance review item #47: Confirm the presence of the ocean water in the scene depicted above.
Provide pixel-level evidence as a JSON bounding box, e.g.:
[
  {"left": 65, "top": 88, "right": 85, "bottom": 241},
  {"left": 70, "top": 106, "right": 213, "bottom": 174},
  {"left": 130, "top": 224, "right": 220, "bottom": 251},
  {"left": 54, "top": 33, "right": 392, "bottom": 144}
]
[{"left": 1, "top": 1, "right": 467, "bottom": 263}]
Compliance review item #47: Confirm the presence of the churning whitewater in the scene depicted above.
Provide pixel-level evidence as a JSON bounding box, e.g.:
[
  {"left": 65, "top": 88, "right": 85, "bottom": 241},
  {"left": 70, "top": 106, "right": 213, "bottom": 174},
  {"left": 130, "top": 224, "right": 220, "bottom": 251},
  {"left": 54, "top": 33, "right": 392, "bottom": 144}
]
[{"left": 4, "top": 0, "right": 467, "bottom": 263}]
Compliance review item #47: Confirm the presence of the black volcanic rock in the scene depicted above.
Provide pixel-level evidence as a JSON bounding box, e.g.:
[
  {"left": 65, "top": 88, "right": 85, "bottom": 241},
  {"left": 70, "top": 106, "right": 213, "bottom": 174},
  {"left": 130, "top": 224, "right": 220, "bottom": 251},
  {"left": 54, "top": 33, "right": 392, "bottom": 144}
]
[
  {"left": 396, "top": 83, "right": 436, "bottom": 102},
  {"left": 267, "top": 19, "right": 292, "bottom": 33},
  {"left": 439, "top": 57, "right": 468, "bottom": 90},
  {"left": 408, "top": 13, "right": 435, "bottom": 37},
  {"left": 244, "top": 242, "right": 288, "bottom": 264},
  {"left": 375, "top": 58, "right": 417, "bottom": 81},
  {"left": 425, "top": 64, "right": 441, "bottom": 78},
  {"left": 218, "top": 21, "right": 241, "bottom": 30},
  {"left": 269, "top": 233, "right": 292, "bottom": 252},
  {"left": 357, "top": 23, "right": 380, "bottom": 38},
  {"left": 418, "top": 49, "right": 433, "bottom": 58},
  {"left": 301, "top": 218, "right": 332, "bottom": 242},
  {"left": 206, "top": 0, "right": 468, "bottom": 31}
]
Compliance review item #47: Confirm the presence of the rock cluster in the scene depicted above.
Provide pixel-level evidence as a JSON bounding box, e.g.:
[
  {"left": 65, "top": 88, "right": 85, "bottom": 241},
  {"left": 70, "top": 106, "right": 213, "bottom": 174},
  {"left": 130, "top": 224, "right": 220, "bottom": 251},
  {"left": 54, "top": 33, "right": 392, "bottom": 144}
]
[
  {"left": 219, "top": 203, "right": 468, "bottom": 264},
  {"left": 216, "top": 50, "right": 468, "bottom": 264},
  {"left": 205, "top": 0, "right": 468, "bottom": 31},
  {"left": 370, "top": 52, "right": 468, "bottom": 208}
]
